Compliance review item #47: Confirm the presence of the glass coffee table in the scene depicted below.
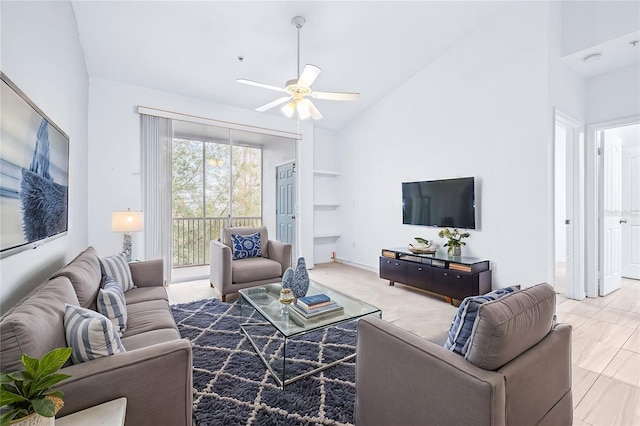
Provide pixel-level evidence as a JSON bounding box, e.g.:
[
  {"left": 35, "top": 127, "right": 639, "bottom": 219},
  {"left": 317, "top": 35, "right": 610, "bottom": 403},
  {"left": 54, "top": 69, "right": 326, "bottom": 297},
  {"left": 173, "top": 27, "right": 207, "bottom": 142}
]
[{"left": 239, "top": 280, "right": 381, "bottom": 388}]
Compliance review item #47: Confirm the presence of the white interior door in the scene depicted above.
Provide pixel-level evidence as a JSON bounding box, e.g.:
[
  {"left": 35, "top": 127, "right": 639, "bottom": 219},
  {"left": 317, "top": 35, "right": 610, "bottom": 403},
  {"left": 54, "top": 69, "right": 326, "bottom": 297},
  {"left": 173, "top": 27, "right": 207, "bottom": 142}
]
[
  {"left": 600, "top": 134, "right": 623, "bottom": 296},
  {"left": 621, "top": 132, "right": 640, "bottom": 279}
]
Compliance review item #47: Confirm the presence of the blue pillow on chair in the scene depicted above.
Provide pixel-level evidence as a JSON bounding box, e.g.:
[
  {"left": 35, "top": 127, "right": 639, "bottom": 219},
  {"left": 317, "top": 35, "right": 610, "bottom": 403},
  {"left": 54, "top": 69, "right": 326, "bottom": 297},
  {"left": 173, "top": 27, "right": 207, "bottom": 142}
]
[
  {"left": 231, "top": 232, "right": 262, "bottom": 260},
  {"left": 444, "top": 286, "right": 518, "bottom": 355}
]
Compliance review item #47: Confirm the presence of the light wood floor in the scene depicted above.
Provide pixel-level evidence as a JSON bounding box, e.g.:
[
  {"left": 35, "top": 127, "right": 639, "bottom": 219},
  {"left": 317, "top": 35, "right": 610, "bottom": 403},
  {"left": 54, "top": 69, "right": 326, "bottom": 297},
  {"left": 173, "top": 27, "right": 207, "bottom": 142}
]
[{"left": 167, "top": 262, "right": 640, "bottom": 426}]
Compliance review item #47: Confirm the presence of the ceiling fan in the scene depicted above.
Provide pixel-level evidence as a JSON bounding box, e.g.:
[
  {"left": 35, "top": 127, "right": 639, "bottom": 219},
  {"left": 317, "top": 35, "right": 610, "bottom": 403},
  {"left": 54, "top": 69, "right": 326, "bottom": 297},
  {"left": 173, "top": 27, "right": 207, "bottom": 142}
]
[{"left": 237, "top": 16, "right": 359, "bottom": 121}]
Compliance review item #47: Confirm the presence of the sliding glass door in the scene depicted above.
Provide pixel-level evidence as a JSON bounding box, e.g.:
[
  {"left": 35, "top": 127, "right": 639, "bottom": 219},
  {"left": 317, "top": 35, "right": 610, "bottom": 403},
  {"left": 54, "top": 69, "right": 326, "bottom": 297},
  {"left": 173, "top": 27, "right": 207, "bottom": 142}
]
[{"left": 172, "top": 129, "right": 262, "bottom": 279}]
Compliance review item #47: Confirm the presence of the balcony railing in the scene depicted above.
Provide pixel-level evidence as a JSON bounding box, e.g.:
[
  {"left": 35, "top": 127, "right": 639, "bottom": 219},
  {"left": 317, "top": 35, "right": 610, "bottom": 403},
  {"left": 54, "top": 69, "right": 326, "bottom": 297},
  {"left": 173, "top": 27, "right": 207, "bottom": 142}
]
[{"left": 173, "top": 216, "right": 262, "bottom": 267}]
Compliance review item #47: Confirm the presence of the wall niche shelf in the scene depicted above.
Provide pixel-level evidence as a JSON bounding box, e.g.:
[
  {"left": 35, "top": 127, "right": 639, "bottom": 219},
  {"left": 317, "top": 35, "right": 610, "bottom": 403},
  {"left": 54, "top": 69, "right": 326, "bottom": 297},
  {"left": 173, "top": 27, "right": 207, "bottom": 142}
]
[
  {"left": 314, "top": 232, "right": 341, "bottom": 239},
  {"left": 313, "top": 203, "right": 340, "bottom": 209},
  {"left": 313, "top": 169, "right": 340, "bottom": 177}
]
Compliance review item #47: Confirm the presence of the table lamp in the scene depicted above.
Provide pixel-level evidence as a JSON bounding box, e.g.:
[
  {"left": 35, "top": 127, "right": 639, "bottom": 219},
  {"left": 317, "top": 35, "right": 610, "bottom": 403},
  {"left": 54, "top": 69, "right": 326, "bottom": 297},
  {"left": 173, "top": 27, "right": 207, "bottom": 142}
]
[{"left": 112, "top": 209, "right": 144, "bottom": 262}]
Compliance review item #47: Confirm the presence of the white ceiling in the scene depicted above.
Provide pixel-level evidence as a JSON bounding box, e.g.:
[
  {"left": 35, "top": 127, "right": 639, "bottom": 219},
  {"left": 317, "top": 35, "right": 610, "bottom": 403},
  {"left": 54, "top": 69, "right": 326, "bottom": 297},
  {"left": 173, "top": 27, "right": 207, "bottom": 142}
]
[
  {"left": 71, "top": 1, "right": 639, "bottom": 130},
  {"left": 71, "top": 1, "right": 507, "bottom": 130}
]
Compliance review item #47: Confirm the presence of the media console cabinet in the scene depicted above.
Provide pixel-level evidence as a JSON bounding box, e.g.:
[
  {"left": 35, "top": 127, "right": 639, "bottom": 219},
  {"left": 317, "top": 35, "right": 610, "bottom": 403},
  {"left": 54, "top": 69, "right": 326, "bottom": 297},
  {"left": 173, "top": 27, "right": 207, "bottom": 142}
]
[{"left": 379, "top": 248, "right": 492, "bottom": 303}]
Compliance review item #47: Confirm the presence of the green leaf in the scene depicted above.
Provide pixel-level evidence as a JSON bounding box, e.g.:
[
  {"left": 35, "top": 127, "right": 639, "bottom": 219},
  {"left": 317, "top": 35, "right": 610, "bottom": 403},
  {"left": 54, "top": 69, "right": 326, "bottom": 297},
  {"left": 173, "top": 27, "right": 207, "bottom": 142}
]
[
  {"left": 32, "top": 397, "right": 55, "bottom": 417},
  {"left": 6, "top": 372, "right": 26, "bottom": 382},
  {"left": 0, "top": 374, "right": 11, "bottom": 384},
  {"left": 37, "top": 348, "right": 71, "bottom": 377},
  {"left": 0, "top": 387, "right": 28, "bottom": 406},
  {"left": 32, "top": 374, "right": 71, "bottom": 392},
  {"left": 21, "top": 355, "right": 38, "bottom": 378},
  {"left": 1, "top": 409, "right": 20, "bottom": 426}
]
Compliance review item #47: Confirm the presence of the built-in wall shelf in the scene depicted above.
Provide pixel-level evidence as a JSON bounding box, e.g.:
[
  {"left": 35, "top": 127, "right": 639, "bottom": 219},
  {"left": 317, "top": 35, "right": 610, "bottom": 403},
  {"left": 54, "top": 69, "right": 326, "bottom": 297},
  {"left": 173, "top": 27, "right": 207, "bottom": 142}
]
[
  {"left": 314, "top": 203, "right": 340, "bottom": 209},
  {"left": 314, "top": 232, "right": 341, "bottom": 239},
  {"left": 313, "top": 169, "right": 340, "bottom": 177}
]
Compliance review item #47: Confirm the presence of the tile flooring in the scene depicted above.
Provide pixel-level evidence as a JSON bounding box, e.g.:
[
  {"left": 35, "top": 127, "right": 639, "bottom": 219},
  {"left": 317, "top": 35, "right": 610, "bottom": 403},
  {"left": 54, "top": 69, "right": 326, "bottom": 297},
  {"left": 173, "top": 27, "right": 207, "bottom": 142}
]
[{"left": 167, "top": 263, "right": 640, "bottom": 426}]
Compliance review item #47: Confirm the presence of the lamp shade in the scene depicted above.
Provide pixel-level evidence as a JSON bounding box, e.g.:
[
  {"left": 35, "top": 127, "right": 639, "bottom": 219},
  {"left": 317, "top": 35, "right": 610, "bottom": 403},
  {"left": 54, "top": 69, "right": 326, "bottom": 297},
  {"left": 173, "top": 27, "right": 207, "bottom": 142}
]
[{"left": 112, "top": 211, "right": 144, "bottom": 232}]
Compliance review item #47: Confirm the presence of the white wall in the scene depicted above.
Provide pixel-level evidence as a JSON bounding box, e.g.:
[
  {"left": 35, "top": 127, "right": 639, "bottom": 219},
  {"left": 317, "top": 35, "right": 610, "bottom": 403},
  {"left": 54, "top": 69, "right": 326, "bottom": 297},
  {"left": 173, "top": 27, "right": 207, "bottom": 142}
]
[
  {"left": 87, "top": 77, "right": 314, "bottom": 267},
  {"left": 586, "top": 64, "right": 640, "bottom": 124},
  {"left": 335, "top": 2, "right": 552, "bottom": 287},
  {"left": 0, "top": 1, "right": 89, "bottom": 312}
]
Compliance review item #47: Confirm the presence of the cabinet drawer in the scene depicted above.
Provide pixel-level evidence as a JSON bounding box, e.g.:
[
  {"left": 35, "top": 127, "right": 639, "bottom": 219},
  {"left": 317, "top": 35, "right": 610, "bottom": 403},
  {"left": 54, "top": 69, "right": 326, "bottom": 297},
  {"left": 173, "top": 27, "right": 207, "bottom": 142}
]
[
  {"left": 379, "top": 257, "right": 408, "bottom": 283},
  {"left": 407, "top": 264, "right": 432, "bottom": 291},
  {"left": 431, "top": 270, "right": 474, "bottom": 300}
]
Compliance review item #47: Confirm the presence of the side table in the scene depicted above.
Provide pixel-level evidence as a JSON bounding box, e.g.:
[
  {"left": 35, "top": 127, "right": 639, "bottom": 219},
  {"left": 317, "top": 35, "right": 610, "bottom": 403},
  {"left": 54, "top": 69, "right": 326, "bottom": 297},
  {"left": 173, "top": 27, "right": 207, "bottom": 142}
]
[{"left": 56, "top": 398, "right": 126, "bottom": 426}]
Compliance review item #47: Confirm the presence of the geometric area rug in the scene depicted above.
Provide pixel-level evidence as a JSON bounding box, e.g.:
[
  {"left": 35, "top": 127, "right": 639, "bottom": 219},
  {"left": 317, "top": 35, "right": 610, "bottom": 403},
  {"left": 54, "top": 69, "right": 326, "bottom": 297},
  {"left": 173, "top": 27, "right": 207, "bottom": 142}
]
[{"left": 171, "top": 298, "right": 356, "bottom": 426}]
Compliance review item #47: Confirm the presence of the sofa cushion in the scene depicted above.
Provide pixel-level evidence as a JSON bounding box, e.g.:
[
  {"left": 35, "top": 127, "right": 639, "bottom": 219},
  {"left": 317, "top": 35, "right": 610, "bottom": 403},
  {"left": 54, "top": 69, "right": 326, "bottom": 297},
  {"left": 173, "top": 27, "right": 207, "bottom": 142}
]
[
  {"left": 124, "top": 286, "right": 168, "bottom": 305},
  {"left": 0, "top": 276, "right": 78, "bottom": 373},
  {"left": 97, "top": 276, "right": 128, "bottom": 336},
  {"left": 232, "top": 257, "right": 282, "bottom": 283},
  {"left": 231, "top": 232, "right": 262, "bottom": 260},
  {"left": 64, "top": 304, "right": 126, "bottom": 364},
  {"left": 221, "top": 226, "right": 269, "bottom": 258},
  {"left": 123, "top": 300, "right": 177, "bottom": 337},
  {"left": 100, "top": 253, "right": 135, "bottom": 292},
  {"left": 465, "top": 283, "right": 556, "bottom": 370},
  {"left": 120, "top": 328, "right": 181, "bottom": 351},
  {"left": 52, "top": 246, "right": 102, "bottom": 310},
  {"left": 444, "top": 287, "right": 518, "bottom": 355}
]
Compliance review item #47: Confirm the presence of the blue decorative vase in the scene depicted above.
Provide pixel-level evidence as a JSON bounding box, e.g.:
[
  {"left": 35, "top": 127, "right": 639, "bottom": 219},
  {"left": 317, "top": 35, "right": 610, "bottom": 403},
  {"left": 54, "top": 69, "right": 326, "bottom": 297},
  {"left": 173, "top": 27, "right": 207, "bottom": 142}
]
[
  {"left": 291, "top": 257, "right": 310, "bottom": 298},
  {"left": 282, "top": 267, "right": 295, "bottom": 291}
]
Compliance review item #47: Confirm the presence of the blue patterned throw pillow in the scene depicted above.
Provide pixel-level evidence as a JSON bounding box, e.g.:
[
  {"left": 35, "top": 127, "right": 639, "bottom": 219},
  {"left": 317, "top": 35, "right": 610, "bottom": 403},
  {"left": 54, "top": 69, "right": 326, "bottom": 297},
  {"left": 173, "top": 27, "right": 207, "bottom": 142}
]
[
  {"left": 231, "top": 232, "right": 262, "bottom": 260},
  {"left": 64, "top": 304, "right": 126, "bottom": 364},
  {"left": 444, "top": 287, "right": 518, "bottom": 356}
]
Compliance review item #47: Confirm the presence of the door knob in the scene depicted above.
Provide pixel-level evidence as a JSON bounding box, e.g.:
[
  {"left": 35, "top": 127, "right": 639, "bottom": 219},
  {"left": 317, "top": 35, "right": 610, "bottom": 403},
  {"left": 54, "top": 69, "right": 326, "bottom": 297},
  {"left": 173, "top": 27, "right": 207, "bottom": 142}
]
[{"left": 620, "top": 219, "right": 628, "bottom": 224}]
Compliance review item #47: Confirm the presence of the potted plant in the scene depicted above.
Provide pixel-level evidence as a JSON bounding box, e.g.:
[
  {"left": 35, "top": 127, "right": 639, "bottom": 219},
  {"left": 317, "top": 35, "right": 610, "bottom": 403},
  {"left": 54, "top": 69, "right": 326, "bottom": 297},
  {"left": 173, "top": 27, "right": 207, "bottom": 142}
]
[
  {"left": 0, "top": 347, "right": 72, "bottom": 426},
  {"left": 438, "top": 228, "right": 470, "bottom": 256}
]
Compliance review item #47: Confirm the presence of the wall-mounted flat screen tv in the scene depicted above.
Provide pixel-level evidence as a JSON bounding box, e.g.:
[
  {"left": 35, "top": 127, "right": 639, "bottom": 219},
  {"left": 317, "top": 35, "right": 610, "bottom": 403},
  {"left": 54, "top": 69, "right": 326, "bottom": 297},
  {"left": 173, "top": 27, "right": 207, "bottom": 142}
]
[
  {"left": 402, "top": 177, "right": 476, "bottom": 229},
  {"left": 1, "top": 72, "right": 69, "bottom": 259}
]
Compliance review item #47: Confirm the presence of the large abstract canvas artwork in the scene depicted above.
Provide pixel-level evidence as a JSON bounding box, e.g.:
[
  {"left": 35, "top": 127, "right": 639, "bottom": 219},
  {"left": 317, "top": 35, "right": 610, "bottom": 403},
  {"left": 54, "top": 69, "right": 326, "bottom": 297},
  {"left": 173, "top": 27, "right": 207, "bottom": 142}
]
[{"left": 1, "top": 72, "right": 69, "bottom": 258}]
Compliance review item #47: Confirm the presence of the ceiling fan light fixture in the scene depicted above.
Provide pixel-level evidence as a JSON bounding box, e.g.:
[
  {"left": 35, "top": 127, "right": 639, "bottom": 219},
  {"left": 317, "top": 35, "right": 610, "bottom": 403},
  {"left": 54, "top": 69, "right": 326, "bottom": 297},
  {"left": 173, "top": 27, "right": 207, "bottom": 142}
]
[
  {"left": 281, "top": 102, "right": 296, "bottom": 118},
  {"left": 297, "top": 99, "right": 312, "bottom": 120}
]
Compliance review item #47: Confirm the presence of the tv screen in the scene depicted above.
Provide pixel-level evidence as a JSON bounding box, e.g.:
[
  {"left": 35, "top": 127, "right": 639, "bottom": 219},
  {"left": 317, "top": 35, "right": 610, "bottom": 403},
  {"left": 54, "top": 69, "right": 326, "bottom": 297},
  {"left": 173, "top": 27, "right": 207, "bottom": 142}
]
[{"left": 402, "top": 177, "right": 475, "bottom": 229}]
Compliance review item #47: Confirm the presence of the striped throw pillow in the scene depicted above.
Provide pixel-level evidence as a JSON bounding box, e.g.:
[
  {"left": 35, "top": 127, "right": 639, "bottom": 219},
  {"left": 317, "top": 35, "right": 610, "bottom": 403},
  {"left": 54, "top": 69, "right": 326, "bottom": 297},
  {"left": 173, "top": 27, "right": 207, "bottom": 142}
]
[
  {"left": 97, "top": 276, "right": 128, "bottom": 336},
  {"left": 444, "top": 287, "right": 518, "bottom": 355},
  {"left": 64, "top": 304, "right": 126, "bottom": 364},
  {"left": 100, "top": 253, "right": 135, "bottom": 292}
]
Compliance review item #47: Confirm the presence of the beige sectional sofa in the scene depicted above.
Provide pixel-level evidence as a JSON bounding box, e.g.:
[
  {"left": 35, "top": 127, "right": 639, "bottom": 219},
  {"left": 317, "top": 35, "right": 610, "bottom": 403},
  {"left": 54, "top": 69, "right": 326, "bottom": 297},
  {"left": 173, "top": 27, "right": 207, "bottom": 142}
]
[{"left": 0, "top": 247, "right": 192, "bottom": 425}]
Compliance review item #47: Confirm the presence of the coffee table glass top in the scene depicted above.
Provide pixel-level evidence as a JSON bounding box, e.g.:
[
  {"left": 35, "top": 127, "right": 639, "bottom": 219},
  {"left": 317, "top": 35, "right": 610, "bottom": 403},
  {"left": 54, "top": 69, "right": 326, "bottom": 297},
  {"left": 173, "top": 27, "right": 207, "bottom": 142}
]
[
  {"left": 239, "top": 280, "right": 381, "bottom": 388},
  {"left": 239, "top": 280, "right": 381, "bottom": 337}
]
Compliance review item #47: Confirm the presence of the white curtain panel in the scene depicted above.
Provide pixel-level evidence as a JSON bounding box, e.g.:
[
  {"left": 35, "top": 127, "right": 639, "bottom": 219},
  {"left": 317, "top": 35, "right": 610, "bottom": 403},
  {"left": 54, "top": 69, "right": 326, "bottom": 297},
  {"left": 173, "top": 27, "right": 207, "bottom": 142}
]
[{"left": 140, "top": 114, "right": 173, "bottom": 284}]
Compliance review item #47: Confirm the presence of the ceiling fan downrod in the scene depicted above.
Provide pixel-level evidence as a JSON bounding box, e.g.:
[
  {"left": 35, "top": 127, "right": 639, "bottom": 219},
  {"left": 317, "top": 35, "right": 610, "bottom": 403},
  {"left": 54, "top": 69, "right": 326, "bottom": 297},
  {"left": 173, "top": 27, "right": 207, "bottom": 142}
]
[{"left": 292, "top": 16, "right": 305, "bottom": 80}]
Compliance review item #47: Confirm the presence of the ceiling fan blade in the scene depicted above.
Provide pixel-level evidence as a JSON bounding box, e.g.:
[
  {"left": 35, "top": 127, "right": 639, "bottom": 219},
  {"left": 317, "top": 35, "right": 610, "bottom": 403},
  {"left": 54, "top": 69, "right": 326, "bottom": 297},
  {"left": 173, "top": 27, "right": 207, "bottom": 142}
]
[
  {"left": 297, "top": 64, "right": 321, "bottom": 88},
  {"left": 255, "top": 96, "right": 292, "bottom": 112},
  {"left": 311, "top": 91, "right": 360, "bottom": 101},
  {"left": 306, "top": 99, "right": 323, "bottom": 120},
  {"left": 237, "top": 78, "right": 285, "bottom": 92}
]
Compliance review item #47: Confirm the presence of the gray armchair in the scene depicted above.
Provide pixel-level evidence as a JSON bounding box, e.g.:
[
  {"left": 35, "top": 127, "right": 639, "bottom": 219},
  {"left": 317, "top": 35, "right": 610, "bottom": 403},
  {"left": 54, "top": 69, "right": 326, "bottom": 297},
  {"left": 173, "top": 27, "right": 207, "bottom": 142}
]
[
  {"left": 355, "top": 283, "right": 572, "bottom": 426},
  {"left": 210, "top": 226, "right": 292, "bottom": 301}
]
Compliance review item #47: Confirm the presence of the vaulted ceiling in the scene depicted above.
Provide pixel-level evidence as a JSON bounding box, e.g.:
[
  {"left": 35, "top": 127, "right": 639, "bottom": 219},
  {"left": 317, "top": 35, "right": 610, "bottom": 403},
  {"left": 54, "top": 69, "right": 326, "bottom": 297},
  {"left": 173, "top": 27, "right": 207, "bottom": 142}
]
[{"left": 71, "top": 1, "right": 638, "bottom": 130}]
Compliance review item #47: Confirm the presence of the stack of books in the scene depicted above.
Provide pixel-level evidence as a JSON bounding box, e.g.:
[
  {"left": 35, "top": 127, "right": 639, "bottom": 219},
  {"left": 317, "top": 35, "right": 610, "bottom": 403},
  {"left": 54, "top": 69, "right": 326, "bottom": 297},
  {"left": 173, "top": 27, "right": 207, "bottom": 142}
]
[{"left": 291, "top": 294, "right": 343, "bottom": 319}]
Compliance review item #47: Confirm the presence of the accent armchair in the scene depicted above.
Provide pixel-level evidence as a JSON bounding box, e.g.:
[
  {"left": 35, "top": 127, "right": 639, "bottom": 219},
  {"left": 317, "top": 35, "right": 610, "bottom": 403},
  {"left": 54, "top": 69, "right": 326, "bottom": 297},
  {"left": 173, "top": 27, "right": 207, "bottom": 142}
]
[
  {"left": 355, "top": 283, "right": 572, "bottom": 426},
  {"left": 210, "top": 226, "right": 292, "bottom": 302}
]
